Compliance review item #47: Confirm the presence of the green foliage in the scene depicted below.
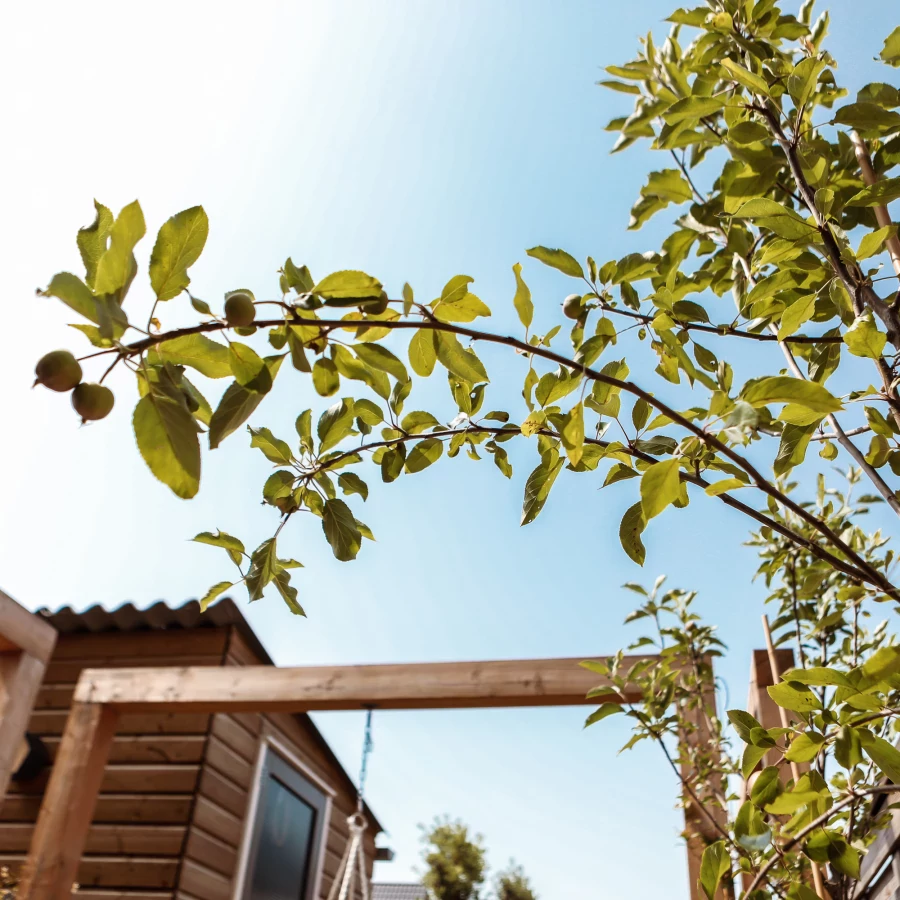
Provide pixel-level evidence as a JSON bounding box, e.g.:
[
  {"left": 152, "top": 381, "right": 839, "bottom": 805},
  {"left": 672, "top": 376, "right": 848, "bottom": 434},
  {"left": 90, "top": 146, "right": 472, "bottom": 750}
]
[
  {"left": 494, "top": 862, "right": 537, "bottom": 900},
  {"left": 420, "top": 819, "right": 487, "bottom": 900}
]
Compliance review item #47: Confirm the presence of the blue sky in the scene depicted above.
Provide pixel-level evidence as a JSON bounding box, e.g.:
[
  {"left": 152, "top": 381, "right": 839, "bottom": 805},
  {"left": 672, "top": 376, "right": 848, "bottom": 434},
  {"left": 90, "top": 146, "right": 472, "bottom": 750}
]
[{"left": 1, "top": 1, "right": 897, "bottom": 897}]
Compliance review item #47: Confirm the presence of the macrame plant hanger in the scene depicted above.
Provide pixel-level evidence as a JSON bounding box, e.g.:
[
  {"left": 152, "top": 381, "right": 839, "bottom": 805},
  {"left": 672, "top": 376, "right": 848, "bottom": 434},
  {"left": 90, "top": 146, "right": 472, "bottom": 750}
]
[{"left": 326, "top": 707, "right": 375, "bottom": 900}]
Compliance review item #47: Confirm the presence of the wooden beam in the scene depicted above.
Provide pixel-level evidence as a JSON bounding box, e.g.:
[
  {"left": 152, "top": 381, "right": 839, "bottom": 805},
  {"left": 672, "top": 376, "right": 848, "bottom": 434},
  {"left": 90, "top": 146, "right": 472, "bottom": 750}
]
[
  {"left": 73, "top": 656, "right": 652, "bottom": 712},
  {"left": 0, "top": 652, "right": 49, "bottom": 803},
  {"left": 0, "top": 589, "right": 56, "bottom": 662},
  {"left": 17, "top": 701, "right": 118, "bottom": 900}
]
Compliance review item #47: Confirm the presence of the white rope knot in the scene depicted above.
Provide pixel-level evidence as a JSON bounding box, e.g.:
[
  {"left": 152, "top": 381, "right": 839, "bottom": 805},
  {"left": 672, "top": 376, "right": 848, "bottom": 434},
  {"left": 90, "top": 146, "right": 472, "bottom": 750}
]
[{"left": 325, "top": 812, "right": 370, "bottom": 900}]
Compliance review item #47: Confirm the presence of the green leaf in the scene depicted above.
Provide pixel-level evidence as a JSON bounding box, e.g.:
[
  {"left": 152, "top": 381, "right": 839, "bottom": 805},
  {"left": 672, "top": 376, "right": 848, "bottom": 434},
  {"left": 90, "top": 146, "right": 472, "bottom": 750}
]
[
  {"left": 249, "top": 426, "right": 293, "bottom": 465},
  {"left": 774, "top": 422, "right": 816, "bottom": 476},
  {"left": 193, "top": 530, "right": 245, "bottom": 565},
  {"left": 273, "top": 570, "right": 305, "bottom": 616},
  {"left": 77, "top": 200, "right": 114, "bottom": 289},
  {"left": 735, "top": 198, "right": 818, "bottom": 241},
  {"left": 734, "top": 800, "right": 771, "bottom": 852},
  {"left": 406, "top": 438, "right": 444, "bottom": 473},
  {"left": 338, "top": 472, "right": 369, "bottom": 500},
  {"left": 41, "top": 272, "right": 100, "bottom": 323},
  {"left": 619, "top": 502, "right": 647, "bottom": 566},
  {"left": 149, "top": 334, "right": 232, "bottom": 378},
  {"left": 322, "top": 498, "right": 362, "bottom": 561},
  {"left": 781, "top": 666, "right": 851, "bottom": 688},
  {"left": 847, "top": 176, "right": 900, "bottom": 206},
  {"left": 560, "top": 402, "right": 585, "bottom": 466},
  {"left": 882, "top": 26, "right": 900, "bottom": 66},
  {"left": 149, "top": 206, "right": 209, "bottom": 301},
  {"left": 844, "top": 311, "right": 887, "bottom": 359},
  {"left": 208, "top": 355, "right": 285, "bottom": 449},
  {"left": 863, "top": 735, "right": 900, "bottom": 782},
  {"left": 640, "top": 459, "right": 681, "bottom": 520},
  {"left": 318, "top": 399, "right": 356, "bottom": 453},
  {"left": 313, "top": 270, "right": 382, "bottom": 300},
  {"left": 788, "top": 57, "right": 826, "bottom": 107},
  {"left": 229, "top": 342, "right": 270, "bottom": 391},
  {"left": 749, "top": 766, "right": 782, "bottom": 808},
  {"left": 705, "top": 478, "right": 746, "bottom": 497},
  {"left": 767, "top": 681, "right": 821, "bottom": 712},
  {"left": 409, "top": 329, "right": 438, "bottom": 377},
  {"left": 381, "top": 444, "right": 406, "bottom": 482},
  {"left": 663, "top": 95, "right": 725, "bottom": 125},
  {"left": 525, "top": 246, "right": 584, "bottom": 278},
  {"left": 133, "top": 393, "right": 201, "bottom": 499},
  {"left": 741, "top": 743, "right": 768, "bottom": 779},
  {"left": 199, "top": 581, "right": 232, "bottom": 613},
  {"left": 263, "top": 471, "right": 295, "bottom": 509},
  {"left": 312, "top": 358, "right": 341, "bottom": 396},
  {"left": 728, "top": 709, "right": 763, "bottom": 744},
  {"left": 245, "top": 538, "right": 279, "bottom": 602},
  {"left": 721, "top": 58, "right": 770, "bottom": 95},
  {"left": 511, "top": 262, "right": 533, "bottom": 329},
  {"left": 584, "top": 703, "right": 624, "bottom": 727},
  {"left": 785, "top": 731, "right": 826, "bottom": 763},
  {"left": 521, "top": 456, "right": 565, "bottom": 525},
  {"left": 402, "top": 282, "right": 414, "bottom": 316},
  {"left": 858, "top": 225, "right": 899, "bottom": 260},
  {"left": 835, "top": 102, "right": 900, "bottom": 132},
  {"left": 354, "top": 398, "right": 385, "bottom": 426},
  {"left": 94, "top": 200, "right": 146, "bottom": 297},
  {"left": 742, "top": 376, "right": 842, "bottom": 413},
  {"left": 436, "top": 332, "right": 489, "bottom": 384},
  {"left": 354, "top": 343, "right": 409, "bottom": 382},
  {"left": 777, "top": 294, "right": 816, "bottom": 340},
  {"left": 862, "top": 645, "right": 900, "bottom": 680},
  {"left": 401, "top": 410, "right": 441, "bottom": 433},
  {"left": 698, "top": 841, "right": 730, "bottom": 900}
]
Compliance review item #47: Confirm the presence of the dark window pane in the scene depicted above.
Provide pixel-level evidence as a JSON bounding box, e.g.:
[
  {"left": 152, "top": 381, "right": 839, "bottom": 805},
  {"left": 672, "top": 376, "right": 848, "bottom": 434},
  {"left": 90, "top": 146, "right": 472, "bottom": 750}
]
[{"left": 248, "top": 774, "right": 317, "bottom": 900}]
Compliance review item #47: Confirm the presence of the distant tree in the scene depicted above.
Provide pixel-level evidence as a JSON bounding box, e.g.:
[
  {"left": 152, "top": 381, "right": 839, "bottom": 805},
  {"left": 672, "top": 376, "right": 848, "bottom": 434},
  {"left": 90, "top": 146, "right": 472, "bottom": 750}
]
[
  {"left": 420, "top": 818, "right": 486, "bottom": 900},
  {"left": 494, "top": 862, "right": 537, "bottom": 900}
]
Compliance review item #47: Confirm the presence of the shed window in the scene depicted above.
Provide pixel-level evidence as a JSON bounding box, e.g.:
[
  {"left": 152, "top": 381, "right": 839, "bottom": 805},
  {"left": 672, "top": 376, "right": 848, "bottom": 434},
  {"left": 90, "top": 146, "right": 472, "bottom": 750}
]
[{"left": 241, "top": 747, "right": 328, "bottom": 900}]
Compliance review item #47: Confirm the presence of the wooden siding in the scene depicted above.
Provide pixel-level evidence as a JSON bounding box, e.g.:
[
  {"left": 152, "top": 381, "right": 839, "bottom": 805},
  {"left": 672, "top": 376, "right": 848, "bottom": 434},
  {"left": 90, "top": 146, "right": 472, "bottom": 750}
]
[
  {"left": 1, "top": 627, "right": 229, "bottom": 899},
  {"left": 175, "top": 628, "right": 378, "bottom": 900}
]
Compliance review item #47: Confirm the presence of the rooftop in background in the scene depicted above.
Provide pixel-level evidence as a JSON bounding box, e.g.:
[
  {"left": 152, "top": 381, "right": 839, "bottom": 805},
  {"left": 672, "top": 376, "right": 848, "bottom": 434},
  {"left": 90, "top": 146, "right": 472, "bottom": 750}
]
[{"left": 372, "top": 884, "right": 428, "bottom": 900}]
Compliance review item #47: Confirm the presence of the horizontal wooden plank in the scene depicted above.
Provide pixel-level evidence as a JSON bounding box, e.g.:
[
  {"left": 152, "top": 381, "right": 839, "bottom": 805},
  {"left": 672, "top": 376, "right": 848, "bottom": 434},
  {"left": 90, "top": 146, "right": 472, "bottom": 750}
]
[
  {"left": 45, "top": 655, "right": 224, "bottom": 683},
  {"left": 8, "top": 764, "right": 199, "bottom": 796},
  {"left": 67, "top": 892, "right": 172, "bottom": 900},
  {"left": 30, "top": 710, "right": 211, "bottom": 736},
  {"left": 197, "top": 767, "right": 248, "bottom": 819},
  {"left": 52, "top": 629, "right": 228, "bottom": 660},
  {"left": 67, "top": 893, "right": 172, "bottom": 900},
  {"left": 183, "top": 827, "right": 237, "bottom": 878},
  {"left": 205, "top": 736, "right": 253, "bottom": 791},
  {"left": 0, "top": 590, "right": 56, "bottom": 661},
  {"left": 177, "top": 858, "right": 231, "bottom": 900},
  {"left": 0, "top": 855, "right": 178, "bottom": 889},
  {"left": 74, "top": 656, "right": 644, "bottom": 711},
  {"left": 0, "top": 793, "right": 193, "bottom": 824},
  {"left": 209, "top": 715, "right": 258, "bottom": 764},
  {"left": 191, "top": 797, "right": 243, "bottom": 848},
  {"left": 0, "top": 823, "right": 185, "bottom": 855},
  {"left": 43, "top": 735, "right": 207, "bottom": 765}
]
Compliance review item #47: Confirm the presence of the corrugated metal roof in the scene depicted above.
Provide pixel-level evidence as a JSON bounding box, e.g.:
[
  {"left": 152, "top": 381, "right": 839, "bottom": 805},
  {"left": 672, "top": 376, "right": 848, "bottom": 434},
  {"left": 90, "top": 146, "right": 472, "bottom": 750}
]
[
  {"left": 35, "top": 597, "right": 383, "bottom": 834},
  {"left": 37, "top": 597, "right": 273, "bottom": 666},
  {"left": 372, "top": 885, "right": 428, "bottom": 900}
]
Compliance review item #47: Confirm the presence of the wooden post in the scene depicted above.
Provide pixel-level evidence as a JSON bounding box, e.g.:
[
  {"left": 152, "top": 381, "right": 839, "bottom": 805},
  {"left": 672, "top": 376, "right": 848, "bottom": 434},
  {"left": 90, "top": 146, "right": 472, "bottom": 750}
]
[
  {"left": 0, "top": 589, "right": 56, "bottom": 803},
  {"left": 16, "top": 702, "right": 119, "bottom": 900},
  {"left": 680, "top": 661, "right": 732, "bottom": 900}
]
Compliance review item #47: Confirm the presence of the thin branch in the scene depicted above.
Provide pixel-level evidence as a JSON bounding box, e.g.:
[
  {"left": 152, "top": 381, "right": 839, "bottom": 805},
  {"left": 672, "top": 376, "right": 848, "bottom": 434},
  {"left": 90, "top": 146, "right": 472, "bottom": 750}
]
[
  {"left": 115, "top": 312, "right": 897, "bottom": 596},
  {"left": 810, "top": 426, "right": 870, "bottom": 442}
]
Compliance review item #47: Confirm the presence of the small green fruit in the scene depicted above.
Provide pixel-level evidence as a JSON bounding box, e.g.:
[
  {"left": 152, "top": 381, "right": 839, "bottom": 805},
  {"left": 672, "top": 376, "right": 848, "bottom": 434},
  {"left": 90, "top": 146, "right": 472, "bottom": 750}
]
[
  {"left": 72, "top": 383, "right": 115, "bottom": 423},
  {"left": 224, "top": 292, "right": 256, "bottom": 327},
  {"left": 34, "top": 350, "right": 82, "bottom": 392},
  {"left": 562, "top": 293, "right": 585, "bottom": 320}
]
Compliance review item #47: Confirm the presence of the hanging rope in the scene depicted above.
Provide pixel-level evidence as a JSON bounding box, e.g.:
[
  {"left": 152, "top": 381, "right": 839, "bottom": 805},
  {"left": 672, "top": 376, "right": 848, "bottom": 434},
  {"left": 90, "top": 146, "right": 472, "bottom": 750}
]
[{"left": 326, "top": 708, "right": 375, "bottom": 900}]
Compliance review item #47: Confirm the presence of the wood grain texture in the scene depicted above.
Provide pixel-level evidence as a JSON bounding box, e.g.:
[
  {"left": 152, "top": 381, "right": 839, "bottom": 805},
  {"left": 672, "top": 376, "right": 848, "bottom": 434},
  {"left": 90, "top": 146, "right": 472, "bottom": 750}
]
[{"left": 74, "top": 656, "right": 644, "bottom": 711}]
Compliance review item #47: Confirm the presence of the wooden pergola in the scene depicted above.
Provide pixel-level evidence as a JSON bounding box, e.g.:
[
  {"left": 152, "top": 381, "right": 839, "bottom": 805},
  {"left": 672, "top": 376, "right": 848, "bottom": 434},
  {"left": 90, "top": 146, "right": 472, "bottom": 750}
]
[
  {"left": 0, "top": 590, "right": 56, "bottom": 802},
  {"left": 15, "top": 657, "right": 725, "bottom": 900},
  {"left": 0, "top": 595, "right": 724, "bottom": 900}
]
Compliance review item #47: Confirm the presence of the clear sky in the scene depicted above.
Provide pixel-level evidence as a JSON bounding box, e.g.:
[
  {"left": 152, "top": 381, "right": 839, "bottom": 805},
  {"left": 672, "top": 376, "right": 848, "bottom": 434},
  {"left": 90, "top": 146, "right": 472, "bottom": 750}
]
[{"left": 1, "top": 2, "right": 896, "bottom": 897}]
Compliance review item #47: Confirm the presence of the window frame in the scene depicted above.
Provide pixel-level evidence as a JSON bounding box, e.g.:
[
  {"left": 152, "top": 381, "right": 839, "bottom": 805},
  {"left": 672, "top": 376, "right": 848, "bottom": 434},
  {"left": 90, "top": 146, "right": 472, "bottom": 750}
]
[{"left": 233, "top": 733, "right": 335, "bottom": 900}]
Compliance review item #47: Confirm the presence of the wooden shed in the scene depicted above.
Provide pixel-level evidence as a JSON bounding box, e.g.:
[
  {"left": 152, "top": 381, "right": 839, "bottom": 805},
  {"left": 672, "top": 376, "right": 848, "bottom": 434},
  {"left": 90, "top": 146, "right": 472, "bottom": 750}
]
[{"left": 0, "top": 598, "right": 383, "bottom": 900}]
